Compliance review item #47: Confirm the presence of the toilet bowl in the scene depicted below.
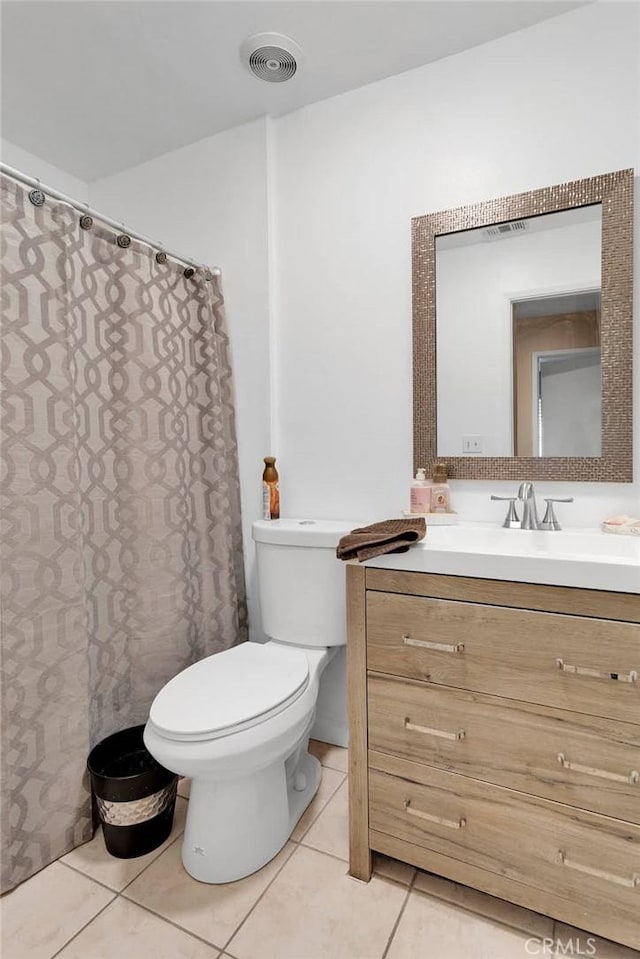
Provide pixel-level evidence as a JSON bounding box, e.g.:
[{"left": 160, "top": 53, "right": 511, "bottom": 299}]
[{"left": 144, "top": 518, "right": 354, "bottom": 883}]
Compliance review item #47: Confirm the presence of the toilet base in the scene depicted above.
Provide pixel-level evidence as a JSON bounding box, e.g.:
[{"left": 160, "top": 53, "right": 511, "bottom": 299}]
[{"left": 181, "top": 749, "right": 321, "bottom": 883}]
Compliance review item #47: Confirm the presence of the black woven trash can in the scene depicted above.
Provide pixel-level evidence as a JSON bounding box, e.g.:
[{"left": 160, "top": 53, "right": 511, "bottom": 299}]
[{"left": 87, "top": 724, "right": 178, "bottom": 858}]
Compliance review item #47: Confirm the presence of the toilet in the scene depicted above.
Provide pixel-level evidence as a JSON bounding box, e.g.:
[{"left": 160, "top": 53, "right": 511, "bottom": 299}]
[{"left": 144, "top": 518, "right": 354, "bottom": 883}]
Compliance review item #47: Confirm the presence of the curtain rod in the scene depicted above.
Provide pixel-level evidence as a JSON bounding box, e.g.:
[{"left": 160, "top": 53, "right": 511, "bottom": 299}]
[{"left": 0, "top": 162, "right": 221, "bottom": 277}]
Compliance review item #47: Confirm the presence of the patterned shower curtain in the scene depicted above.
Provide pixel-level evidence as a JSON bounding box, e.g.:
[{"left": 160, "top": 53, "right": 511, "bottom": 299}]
[{"left": 0, "top": 174, "right": 247, "bottom": 892}]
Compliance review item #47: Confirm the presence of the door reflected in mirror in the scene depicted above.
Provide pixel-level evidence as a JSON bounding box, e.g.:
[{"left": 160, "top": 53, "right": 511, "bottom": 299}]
[
  {"left": 435, "top": 204, "right": 602, "bottom": 458},
  {"left": 512, "top": 293, "right": 601, "bottom": 457}
]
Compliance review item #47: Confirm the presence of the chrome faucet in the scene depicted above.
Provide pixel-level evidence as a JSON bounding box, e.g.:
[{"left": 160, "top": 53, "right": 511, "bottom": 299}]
[
  {"left": 518, "top": 481, "right": 540, "bottom": 530},
  {"left": 518, "top": 482, "right": 575, "bottom": 531},
  {"left": 491, "top": 483, "right": 574, "bottom": 530}
]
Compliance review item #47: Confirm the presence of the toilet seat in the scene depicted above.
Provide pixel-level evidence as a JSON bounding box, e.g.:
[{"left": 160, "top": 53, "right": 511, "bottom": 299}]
[{"left": 149, "top": 642, "right": 309, "bottom": 743}]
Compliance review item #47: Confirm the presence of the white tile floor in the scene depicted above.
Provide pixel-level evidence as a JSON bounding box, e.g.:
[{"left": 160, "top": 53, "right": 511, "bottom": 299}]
[{"left": 2, "top": 742, "right": 637, "bottom": 959}]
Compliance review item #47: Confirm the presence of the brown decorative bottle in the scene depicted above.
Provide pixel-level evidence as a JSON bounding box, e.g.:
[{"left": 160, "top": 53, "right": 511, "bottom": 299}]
[
  {"left": 262, "top": 457, "right": 280, "bottom": 520},
  {"left": 430, "top": 462, "right": 451, "bottom": 513}
]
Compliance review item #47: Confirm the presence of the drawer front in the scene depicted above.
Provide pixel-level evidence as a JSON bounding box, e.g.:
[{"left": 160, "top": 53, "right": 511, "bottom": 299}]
[
  {"left": 368, "top": 674, "right": 640, "bottom": 823},
  {"left": 369, "top": 756, "right": 640, "bottom": 943},
  {"left": 366, "top": 591, "right": 640, "bottom": 723}
]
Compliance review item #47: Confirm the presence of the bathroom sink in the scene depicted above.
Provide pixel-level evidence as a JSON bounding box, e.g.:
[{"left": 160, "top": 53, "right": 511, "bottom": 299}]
[
  {"left": 421, "top": 524, "right": 640, "bottom": 559},
  {"left": 364, "top": 522, "right": 640, "bottom": 593}
]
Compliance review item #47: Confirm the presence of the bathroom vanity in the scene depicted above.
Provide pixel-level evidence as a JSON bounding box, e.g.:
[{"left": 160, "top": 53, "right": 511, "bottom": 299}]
[
  {"left": 347, "top": 531, "right": 640, "bottom": 950},
  {"left": 348, "top": 166, "right": 640, "bottom": 946}
]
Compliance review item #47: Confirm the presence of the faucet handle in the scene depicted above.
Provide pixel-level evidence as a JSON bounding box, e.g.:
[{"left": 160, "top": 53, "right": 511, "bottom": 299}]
[
  {"left": 490, "top": 495, "right": 521, "bottom": 529},
  {"left": 540, "top": 497, "right": 574, "bottom": 532}
]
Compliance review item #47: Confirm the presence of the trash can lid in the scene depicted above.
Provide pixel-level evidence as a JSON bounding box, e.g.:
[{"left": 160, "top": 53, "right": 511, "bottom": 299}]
[{"left": 148, "top": 643, "right": 309, "bottom": 741}]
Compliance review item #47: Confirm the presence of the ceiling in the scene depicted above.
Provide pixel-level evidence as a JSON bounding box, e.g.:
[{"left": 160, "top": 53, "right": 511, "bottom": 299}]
[{"left": 1, "top": 1, "right": 584, "bottom": 182}]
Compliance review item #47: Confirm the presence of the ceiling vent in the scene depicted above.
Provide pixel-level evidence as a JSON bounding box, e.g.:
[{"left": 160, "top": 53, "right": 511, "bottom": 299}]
[
  {"left": 483, "top": 220, "right": 529, "bottom": 240},
  {"left": 241, "top": 33, "right": 302, "bottom": 83}
]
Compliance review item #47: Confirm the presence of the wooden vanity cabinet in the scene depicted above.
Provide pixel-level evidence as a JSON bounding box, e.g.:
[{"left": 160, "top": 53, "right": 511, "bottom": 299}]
[{"left": 347, "top": 565, "right": 640, "bottom": 950}]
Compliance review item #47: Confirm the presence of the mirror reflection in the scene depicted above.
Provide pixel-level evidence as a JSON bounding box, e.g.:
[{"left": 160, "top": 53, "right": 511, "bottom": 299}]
[
  {"left": 435, "top": 205, "right": 602, "bottom": 458},
  {"left": 512, "top": 291, "right": 601, "bottom": 457}
]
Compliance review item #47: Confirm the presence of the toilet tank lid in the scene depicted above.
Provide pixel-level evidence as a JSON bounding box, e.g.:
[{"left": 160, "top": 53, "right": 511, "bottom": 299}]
[{"left": 252, "top": 519, "right": 357, "bottom": 548}]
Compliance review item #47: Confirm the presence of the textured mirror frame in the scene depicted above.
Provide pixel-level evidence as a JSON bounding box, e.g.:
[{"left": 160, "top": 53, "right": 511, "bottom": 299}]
[{"left": 413, "top": 168, "right": 634, "bottom": 482}]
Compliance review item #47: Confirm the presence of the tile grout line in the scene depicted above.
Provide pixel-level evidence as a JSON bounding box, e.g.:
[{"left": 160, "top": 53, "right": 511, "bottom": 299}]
[
  {"left": 381, "top": 869, "right": 417, "bottom": 959},
  {"left": 294, "top": 841, "right": 417, "bottom": 890},
  {"left": 55, "top": 844, "right": 225, "bottom": 955},
  {"left": 118, "top": 827, "right": 185, "bottom": 894},
  {"left": 48, "top": 896, "right": 116, "bottom": 959},
  {"left": 121, "top": 835, "right": 319, "bottom": 955},
  {"left": 219, "top": 842, "right": 302, "bottom": 954},
  {"left": 296, "top": 841, "right": 349, "bottom": 868},
  {"left": 292, "top": 771, "right": 347, "bottom": 843},
  {"left": 47, "top": 820, "right": 192, "bottom": 957},
  {"left": 298, "top": 840, "right": 352, "bottom": 872},
  {"left": 60, "top": 811, "right": 186, "bottom": 897},
  {"left": 58, "top": 858, "right": 122, "bottom": 894},
  {"left": 308, "top": 743, "right": 349, "bottom": 775},
  {"left": 117, "top": 891, "right": 229, "bottom": 953},
  {"left": 309, "top": 754, "right": 349, "bottom": 774},
  {"left": 312, "top": 758, "right": 348, "bottom": 773},
  {"left": 373, "top": 865, "right": 418, "bottom": 890},
  {"left": 412, "top": 878, "right": 554, "bottom": 941}
]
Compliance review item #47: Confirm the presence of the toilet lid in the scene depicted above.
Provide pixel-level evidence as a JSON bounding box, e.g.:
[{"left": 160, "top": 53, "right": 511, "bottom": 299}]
[{"left": 149, "top": 643, "right": 310, "bottom": 742}]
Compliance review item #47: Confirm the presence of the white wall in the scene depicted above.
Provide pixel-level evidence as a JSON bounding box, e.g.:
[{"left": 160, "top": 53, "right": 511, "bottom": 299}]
[
  {"left": 91, "top": 119, "right": 272, "bottom": 640},
  {"left": 436, "top": 217, "right": 601, "bottom": 456},
  {"left": 1, "top": 138, "right": 89, "bottom": 202},
  {"left": 273, "top": 2, "right": 640, "bottom": 528}
]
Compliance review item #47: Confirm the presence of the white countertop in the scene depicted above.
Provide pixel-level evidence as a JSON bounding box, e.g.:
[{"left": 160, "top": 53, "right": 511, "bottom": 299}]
[{"left": 362, "top": 523, "right": 640, "bottom": 594}]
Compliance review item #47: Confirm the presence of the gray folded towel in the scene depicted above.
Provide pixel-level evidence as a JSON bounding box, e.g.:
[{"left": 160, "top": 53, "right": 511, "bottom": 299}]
[{"left": 336, "top": 518, "right": 426, "bottom": 563}]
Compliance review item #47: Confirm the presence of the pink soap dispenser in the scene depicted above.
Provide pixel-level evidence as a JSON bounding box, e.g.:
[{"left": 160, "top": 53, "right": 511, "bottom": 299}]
[{"left": 410, "top": 468, "right": 431, "bottom": 514}]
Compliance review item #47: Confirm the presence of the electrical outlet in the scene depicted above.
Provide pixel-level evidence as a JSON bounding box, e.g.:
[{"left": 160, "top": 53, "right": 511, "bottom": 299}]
[{"left": 462, "top": 435, "right": 484, "bottom": 454}]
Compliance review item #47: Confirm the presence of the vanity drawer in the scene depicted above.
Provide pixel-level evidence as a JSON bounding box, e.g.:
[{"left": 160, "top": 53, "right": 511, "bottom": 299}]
[
  {"left": 368, "top": 674, "right": 640, "bottom": 823},
  {"left": 368, "top": 755, "right": 640, "bottom": 949},
  {"left": 366, "top": 591, "right": 640, "bottom": 723}
]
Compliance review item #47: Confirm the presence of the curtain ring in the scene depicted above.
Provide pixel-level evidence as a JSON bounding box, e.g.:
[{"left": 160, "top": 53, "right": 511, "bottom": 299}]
[
  {"left": 79, "top": 214, "right": 93, "bottom": 230},
  {"left": 29, "top": 189, "right": 46, "bottom": 207},
  {"left": 203, "top": 269, "right": 213, "bottom": 281},
  {"left": 183, "top": 267, "right": 195, "bottom": 279},
  {"left": 155, "top": 251, "right": 167, "bottom": 264},
  {"left": 116, "top": 234, "right": 131, "bottom": 248}
]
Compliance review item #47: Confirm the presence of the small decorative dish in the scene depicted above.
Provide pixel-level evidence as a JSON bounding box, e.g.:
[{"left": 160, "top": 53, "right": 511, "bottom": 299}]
[
  {"left": 402, "top": 510, "right": 459, "bottom": 526},
  {"left": 601, "top": 516, "right": 640, "bottom": 536}
]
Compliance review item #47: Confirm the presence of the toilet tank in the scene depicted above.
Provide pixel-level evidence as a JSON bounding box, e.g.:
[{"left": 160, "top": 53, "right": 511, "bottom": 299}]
[{"left": 252, "top": 519, "right": 356, "bottom": 648}]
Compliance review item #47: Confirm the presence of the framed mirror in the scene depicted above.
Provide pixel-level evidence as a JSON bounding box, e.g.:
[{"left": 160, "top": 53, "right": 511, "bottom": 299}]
[{"left": 412, "top": 169, "right": 633, "bottom": 482}]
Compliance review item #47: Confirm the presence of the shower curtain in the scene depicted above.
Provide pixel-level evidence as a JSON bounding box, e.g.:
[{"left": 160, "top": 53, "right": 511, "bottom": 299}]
[{"left": 0, "top": 174, "right": 247, "bottom": 892}]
